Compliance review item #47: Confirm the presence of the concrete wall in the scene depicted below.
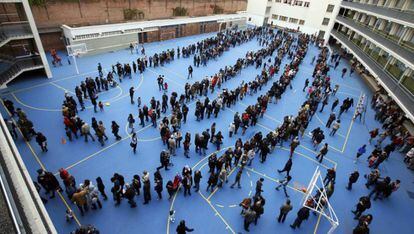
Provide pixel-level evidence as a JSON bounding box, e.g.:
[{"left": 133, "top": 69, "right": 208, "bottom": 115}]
[
  {"left": 246, "top": 0, "right": 268, "bottom": 26},
  {"left": 73, "top": 21, "right": 220, "bottom": 55}
]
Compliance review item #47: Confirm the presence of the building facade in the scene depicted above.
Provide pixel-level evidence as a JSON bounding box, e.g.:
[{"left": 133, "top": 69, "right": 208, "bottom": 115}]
[
  {"left": 247, "top": 0, "right": 341, "bottom": 43},
  {"left": 329, "top": 0, "right": 414, "bottom": 121}
]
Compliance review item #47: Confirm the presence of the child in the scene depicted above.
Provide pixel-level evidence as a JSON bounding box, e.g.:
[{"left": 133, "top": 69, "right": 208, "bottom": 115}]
[
  {"left": 163, "top": 82, "right": 168, "bottom": 92},
  {"left": 65, "top": 209, "right": 74, "bottom": 222},
  {"left": 98, "top": 101, "right": 104, "bottom": 111},
  {"left": 229, "top": 122, "right": 235, "bottom": 137},
  {"left": 137, "top": 97, "right": 141, "bottom": 107},
  {"left": 169, "top": 210, "right": 176, "bottom": 223}
]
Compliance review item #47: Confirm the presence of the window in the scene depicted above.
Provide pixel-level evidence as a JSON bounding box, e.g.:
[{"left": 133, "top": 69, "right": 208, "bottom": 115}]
[
  {"left": 248, "top": 17, "right": 252, "bottom": 21},
  {"left": 322, "top": 17, "right": 330, "bottom": 26},
  {"left": 326, "top": 4, "right": 335, "bottom": 12},
  {"left": 289, "top": 18, "right": 298, "bottom": 24},
  {"left": 275, "top": 0, "right": 281, "bottom": 2},
  {"left": 272, "top": 14, "right": 279, "bottom": 19},
  {"left": 304, "top": 2, "right": 310, "bottom": 7},
  {"left": 279, "top": 16, "right": 288, "bottom": 21},
  {"left": 265, "top": 6, "right": 271, "bottom": 14},
  {"left": 283, "top": 0, "right": 292, "bottom": 4},
  {"left": 299, "top": 20, "right": 305, "bottom": 25},
  {"left": 295, "top": 1, "right": 303, "bottom": 6}
]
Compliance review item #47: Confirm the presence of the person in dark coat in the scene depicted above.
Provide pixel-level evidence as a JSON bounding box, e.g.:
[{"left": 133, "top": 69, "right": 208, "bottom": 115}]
[
  {"left": 278, "top": 199, "right": 293, "bottom": 223},
  {"left": 37, "top": 169, "right": 61, "bottom": 198},
  {"left": 123, "top": 184, "right": 137, "bottom": 208},
  {"left": 96, "top": 177, "right": 108, "bottom": 200},
  {"left": 352, "top": 196, "right": 371, "bottom": 219},
  {"left": 176, "top": 220, "right": 194, "bottom": 234},
  {"left": 278, "top": 158, "right": 293, "bottom": 177},
  {"left": 347, "top": 171, "right": 360, "bottom": 190},
  {"left": 290, "top": 207, "right": 310, "bottom": 229},
  {"left": 193, "top": 170, "right": 202, "bottom": 192}
]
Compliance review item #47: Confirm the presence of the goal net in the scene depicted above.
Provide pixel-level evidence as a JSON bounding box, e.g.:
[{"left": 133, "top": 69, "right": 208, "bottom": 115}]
[
  {"left": 67, "top": 43, "right": 87, "bottom": 57},
  {"left": 302, "top": 167, "right": 339, "bottom": 234}
]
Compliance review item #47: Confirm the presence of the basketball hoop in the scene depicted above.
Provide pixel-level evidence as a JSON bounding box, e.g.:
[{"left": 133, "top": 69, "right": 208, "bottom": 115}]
[
  {"left": 302, "top": 167, "right": 339, "bottom": 234},
  {"left": 66, "top": 43, "right": 87, "bottom": 74}
]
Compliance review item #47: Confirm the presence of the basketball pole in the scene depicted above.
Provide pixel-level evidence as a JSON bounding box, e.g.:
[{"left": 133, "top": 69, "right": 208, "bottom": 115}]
[{"left": 73, "top": 54, "right": 79, "bottom": 74}]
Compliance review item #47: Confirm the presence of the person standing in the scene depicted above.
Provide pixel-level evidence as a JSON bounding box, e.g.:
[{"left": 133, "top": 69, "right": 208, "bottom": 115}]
[
  {"left": 352, "top": 196, "right": 371, "bottom": 219},
  {"left": 193, "top": 170, "right": 202, "bottom": 192},
  {"left": 289, "top": 137, "right": 300, "bottom": 157},
  {"left": 95, "top": 177, "right": 108, "bottom": 200},
  {"left": 230, "top": 169, "right": 243, "bottom": 189},
  {"left": 142, "top": 171, "right": 151, "bottom": 204},
  {"left": 81, "top": 122, "right": 95, "bottom": 142},
  {"left": 154, "top": 170, "right": 163, "bottom": 200},
  {"left": 35, "top": 132, "right": 48, "bottom": 152},
  {"left": 129, "top": 87, "right": 135, "bottom": 104},
  {"left": 368, "top": 128, "right": 379, "bottom": 144},
  {"left": 130, "top": 133, "right": 137, "bottom": 154},
  {"left": 330, "top": 120, "right": 340, "bottom": 136},
  {"left": 331, "top": 98, "right": 339, "bottom": 111},
  {"left": 316, "top": 143, "right": 329, "bottom": 163},
  {"left": 290, "top": 207, "right": 310, "bottom": 229},
  {"left": 326, "top": 113, "right": 336, "bottom": 128},
  {"left": 255, "top": 178, "right": 264, "bottom": 197},
  {"left": 176, "top": 220, "right": 194, "bottom": 234},
  {"left": 278, "top": 199, "right": 293, "bottom": 223},
  {"left": 187, "top": 65, "right": 193, "bottom": 79},
  {"left": 243, "top": 208, "right": 257, "bottom": 232},
  {"left": 347, "top": 170, "right": 360, "bottom": 190},
  {"left": 111, "top": 121, "right": 122, "bottom": 140},
  {"left": 302, "top": 78, "right": 309, "bottom": 92}
]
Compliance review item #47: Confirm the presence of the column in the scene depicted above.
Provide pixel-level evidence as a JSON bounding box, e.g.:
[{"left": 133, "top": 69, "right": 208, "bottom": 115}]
[{"left": 22, "top": 0, "right": 52, "bottom": 78}]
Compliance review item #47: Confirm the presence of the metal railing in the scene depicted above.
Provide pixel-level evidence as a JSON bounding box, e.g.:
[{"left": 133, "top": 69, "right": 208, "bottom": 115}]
[{"left": 0, "top": 56, "right": 43, "bottom": 86}]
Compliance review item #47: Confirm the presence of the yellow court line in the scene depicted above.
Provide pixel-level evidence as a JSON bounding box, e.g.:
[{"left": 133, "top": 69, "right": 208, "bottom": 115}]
[
  {"left": 341, "top": 92, "right": 363, "bottom": 153},
  {"left": 11, "top": 92, "right": 61, "bottom": 112},
  {"left": 198, "top": 191, "right": 236, "bottom": 234},
  {"left": 314, "top": 213, "right": 323, "bottom": 234},
  {"left": 166, "top": 146, "right": 232, "bottom": 234},
  {"left": 0, "top": 100, "right": 82, "bottom": 227},
  {"left": 11, "top": 70, "right": 98, "bottom": 94}
]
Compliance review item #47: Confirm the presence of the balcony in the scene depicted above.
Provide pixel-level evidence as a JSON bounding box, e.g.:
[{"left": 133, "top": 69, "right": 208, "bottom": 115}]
[
  {"left": 341, "top": 0, "right": 414, "bottom": 27},
  {"left": 330, "top": 30, "right": 414, "bottom": 121},
  {"left": 0, "top": 55, "right": 44, "bottom": 87},
  {"left": 0, "top": 23, "right": 33, "bottom": 48},
  {"left": 336, "top": 16, "right": 414, "bottom": 69}
]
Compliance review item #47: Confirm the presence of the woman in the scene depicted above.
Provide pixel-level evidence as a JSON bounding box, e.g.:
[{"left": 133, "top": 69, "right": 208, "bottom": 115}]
[
  {"left": 127, "top": 113, "right": 135, "bottom": 133},
  {"left": 110, "top": 121, "right": 121, "bottom": 140},
  {"left": 130, "top": 133, "right": 137, "bottom": 154}
]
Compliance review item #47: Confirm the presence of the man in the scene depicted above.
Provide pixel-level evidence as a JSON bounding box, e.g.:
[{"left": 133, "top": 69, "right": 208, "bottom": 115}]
[
  {"left": 316, "top": 143, "right": 329, "bottom": 163},
  {"left": 187, "top": 65, "right": 193, "bottom": 79},
  {"left": 275, "top": 175, "right": 292, "bottom": 198},
  {"left": 324, "top": 168, "right": 336, "bottom": 186},
  {"left": 278, "top": 199, "right": 293, "bottom": 223},
  {"left": 230, "top": 169, "right": 243, "bottom": 189},
  {"left": 302, "top": 78, "right": 309, "bottom": 92},
  {"left": 193, "top": 170, "right": 202, "bottom": 192},
  {"left": 81, "top": 122, "right": 95, "bottom": 142},
  {"left": 289, "top": 137, "right": 300, "bottom": 157},
  {"left": 347, "top": 170, "right": 360, "bottom": 190},
  {"left": 330, "top": 120, "right": 340, "bottom": 136},
  {"left": 352, "top": 196, "right": 371, "bottom": 219},
  {"left": 278, "top": 158, "right": 293, "bottom": 177},
  {"left": 290, "top": 207, "right": 310, "bottom": 229},
  {"left": 243, "top": 208, "right": 256, "bottom": 232},
  {"left": 157, "top": 150, "right": 170, "bottom": 171},
  {"left": 129, "top": 87, "right": 135, "bottom": 104},
  {"left": 331, "top": 98, "right": 339, "bottom": 111},
  {"left": 255, "top": 178, "right": 264, "bottom": 197},
  {"left": 326, "top": 113, "right": 336, "bottom": 128}
]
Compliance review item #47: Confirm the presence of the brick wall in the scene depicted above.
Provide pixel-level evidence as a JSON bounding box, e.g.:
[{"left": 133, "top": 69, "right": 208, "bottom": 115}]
[
  {"left": 159, "top": 26, "right": 176, "bottom": 41},
  {"left": 30, "top": 0, "right": 247, "bottom": 29}
]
